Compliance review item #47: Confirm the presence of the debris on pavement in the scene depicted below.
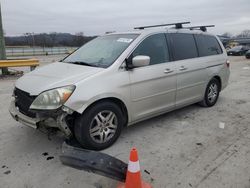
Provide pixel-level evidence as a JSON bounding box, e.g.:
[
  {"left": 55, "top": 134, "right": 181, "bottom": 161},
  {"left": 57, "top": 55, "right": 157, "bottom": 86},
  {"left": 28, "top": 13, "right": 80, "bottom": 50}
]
[
  {"left": 46, "top": 156, "right": 54, "bottom": 160},
  {"left": 219, "top": 122, "right": 225, "bottom": 129},
  {"left": 242, "top": 67, "right": 250, "bottom": 70},
  {"left": 144, "top": 169, "right": 151, "bottom": 175},
  {"left": 42, "top": 152, "right": 49, "bottom": 156},
  {"left": 3, "top": 170, "right": 11, "bottom": 175}
]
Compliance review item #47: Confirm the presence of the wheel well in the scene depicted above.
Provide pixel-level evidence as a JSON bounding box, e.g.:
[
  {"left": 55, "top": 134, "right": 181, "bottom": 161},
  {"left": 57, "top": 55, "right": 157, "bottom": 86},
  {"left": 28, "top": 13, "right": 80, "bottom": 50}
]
[
  {"left": 213, "top": 76, "right": 222, "bottom": 91},
  {"left": 83, "top": 97, "right": 128, "bottom": 127}
]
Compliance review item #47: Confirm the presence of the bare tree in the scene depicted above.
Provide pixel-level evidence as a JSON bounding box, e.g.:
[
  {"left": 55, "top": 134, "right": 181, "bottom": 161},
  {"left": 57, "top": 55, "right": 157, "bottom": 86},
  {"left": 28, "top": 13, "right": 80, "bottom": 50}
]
[
  {"left": 74, "top": 32, "right": 85, "bottom": 46},
  {"left": 240, "top": 30, "right": 250, "bottom": 38},
  {"left": 24, "top": 33, "right": 30, "bottom": 46},
  {"left": 221, "top": 32, "right": 232, "bottom": 38},
  {"left": 235, "top": 30, "right": 250, "bottom": 38},
  {"left": 25, "top": 33, "right": 35, "bottom": 47},
  {"left": 50, "top": 32, "right": 57, "bottom": 47}
]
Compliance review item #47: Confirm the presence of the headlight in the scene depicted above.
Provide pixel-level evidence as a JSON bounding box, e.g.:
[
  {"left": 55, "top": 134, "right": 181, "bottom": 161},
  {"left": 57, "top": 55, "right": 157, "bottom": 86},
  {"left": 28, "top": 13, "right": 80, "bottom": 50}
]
[{"left": 30, "top": 85, "right": 75, "bottom": 110}]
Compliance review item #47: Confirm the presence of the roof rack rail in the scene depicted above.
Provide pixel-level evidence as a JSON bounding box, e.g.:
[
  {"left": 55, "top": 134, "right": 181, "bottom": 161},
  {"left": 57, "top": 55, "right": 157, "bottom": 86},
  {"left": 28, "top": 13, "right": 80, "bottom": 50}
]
[
  {"left": 134, "top": 22, "right": 190, "bottom": 30},
  {"left": 186, "top": 25, "right": 215, "bottom": 32}
]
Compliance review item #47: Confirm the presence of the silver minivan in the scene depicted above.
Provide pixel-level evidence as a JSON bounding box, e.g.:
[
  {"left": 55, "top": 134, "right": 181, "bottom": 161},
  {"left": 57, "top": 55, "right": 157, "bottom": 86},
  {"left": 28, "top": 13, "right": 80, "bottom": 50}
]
[{"left": 9, "top": 24, "right": 230, "bottom": 150}]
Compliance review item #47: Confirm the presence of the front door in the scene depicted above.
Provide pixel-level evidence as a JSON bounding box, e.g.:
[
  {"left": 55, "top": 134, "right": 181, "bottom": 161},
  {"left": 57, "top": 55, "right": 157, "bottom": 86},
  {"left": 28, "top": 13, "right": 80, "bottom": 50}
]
[{"left": 128, "top": 33, "right": 177, "bottom": 122}]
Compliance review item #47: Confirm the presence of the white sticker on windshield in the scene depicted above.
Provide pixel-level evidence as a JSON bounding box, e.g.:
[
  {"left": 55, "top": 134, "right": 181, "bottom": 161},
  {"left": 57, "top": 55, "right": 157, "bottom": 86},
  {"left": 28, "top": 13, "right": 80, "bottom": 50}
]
[{"left": 117, "top": 38, "right": 133, "bottom": 43}]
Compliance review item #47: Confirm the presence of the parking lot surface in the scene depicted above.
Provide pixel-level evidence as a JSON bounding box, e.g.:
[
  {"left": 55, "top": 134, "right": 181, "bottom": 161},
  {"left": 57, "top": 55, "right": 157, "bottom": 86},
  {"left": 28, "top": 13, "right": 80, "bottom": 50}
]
[{"left": 0, "top": 55, "right": 250, "bottom": 188}]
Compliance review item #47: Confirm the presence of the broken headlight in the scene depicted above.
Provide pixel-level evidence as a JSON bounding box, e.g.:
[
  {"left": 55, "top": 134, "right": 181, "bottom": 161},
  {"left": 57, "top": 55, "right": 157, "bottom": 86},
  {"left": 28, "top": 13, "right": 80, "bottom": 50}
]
[{"left": 30, "top": 85, "right": 75, "bottom": 110}]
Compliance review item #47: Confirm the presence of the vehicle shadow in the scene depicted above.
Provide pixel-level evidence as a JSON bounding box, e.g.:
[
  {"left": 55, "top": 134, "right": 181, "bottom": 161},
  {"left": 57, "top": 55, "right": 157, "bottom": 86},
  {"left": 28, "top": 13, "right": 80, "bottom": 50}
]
[
  {"left": 110, "top": 96, "right": 227, "bottom": 155},
  {"left": 122, "top": 103, "right": 201, "bottom": 134},
  {"left": 5, "top": 96, "right": 226, "bottom": 158},
  {"left": 122, "top": 96, "right": 226, "bottom": 134}
]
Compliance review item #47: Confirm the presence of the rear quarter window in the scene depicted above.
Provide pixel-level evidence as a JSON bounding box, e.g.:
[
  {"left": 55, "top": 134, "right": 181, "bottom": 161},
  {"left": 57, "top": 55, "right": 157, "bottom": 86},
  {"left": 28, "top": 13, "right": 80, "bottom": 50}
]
[{"left": 194, "top": 35, "right": 223, "bottom": 57}]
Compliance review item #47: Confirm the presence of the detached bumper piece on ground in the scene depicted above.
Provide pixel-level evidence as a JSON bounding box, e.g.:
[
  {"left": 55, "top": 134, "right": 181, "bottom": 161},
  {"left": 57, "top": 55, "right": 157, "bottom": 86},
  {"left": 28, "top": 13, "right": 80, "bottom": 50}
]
[
  {"left": 60, "top": 140, "right": 152, "bottom": 188},
  {"left": 60, "top": 140, "right": 127, "bottom": 182}
]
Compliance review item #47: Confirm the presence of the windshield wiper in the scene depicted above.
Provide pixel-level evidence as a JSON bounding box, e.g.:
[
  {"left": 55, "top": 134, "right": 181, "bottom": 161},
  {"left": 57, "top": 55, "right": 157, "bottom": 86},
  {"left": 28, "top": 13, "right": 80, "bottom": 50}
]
[{"left": 66, "top": 61, "right": 98, "bottom": 67}]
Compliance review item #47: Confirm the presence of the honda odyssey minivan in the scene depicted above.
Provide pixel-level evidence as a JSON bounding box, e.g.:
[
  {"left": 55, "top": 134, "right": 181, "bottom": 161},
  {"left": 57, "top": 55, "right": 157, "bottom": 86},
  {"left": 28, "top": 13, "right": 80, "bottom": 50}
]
[{"left": 9, "top": 23, "right": 230, "bottom": 150}]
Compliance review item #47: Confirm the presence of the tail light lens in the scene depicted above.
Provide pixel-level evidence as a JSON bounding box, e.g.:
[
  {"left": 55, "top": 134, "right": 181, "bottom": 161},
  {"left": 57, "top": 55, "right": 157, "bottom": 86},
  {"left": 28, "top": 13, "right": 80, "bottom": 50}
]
[{"left": 226, "top": 60, "right": 230, "bottom": 68}]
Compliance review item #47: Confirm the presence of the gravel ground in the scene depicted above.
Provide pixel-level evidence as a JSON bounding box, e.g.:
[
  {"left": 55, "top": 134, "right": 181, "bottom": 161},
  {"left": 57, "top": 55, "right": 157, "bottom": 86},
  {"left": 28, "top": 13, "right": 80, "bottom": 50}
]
[{"left": 0, "top": 55, "right": 250, "bottom": 188}]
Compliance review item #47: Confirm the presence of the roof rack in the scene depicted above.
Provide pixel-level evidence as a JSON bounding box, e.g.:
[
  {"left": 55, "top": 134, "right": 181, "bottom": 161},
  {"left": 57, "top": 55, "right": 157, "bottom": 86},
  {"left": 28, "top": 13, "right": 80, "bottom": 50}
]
[
  {"left": 186, "top": 25, "right": 215, "bottom": 32},
  {"left": 134, "top": 21, "right": 190, "bottom": 30}
]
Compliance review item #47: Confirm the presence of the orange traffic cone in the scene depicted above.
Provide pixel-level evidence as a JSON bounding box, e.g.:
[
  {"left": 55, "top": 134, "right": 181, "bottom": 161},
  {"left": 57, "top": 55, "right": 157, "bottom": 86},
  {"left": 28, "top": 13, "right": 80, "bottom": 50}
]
[{"left": 117, "top": 148, "right": 152, "bottom": 188}]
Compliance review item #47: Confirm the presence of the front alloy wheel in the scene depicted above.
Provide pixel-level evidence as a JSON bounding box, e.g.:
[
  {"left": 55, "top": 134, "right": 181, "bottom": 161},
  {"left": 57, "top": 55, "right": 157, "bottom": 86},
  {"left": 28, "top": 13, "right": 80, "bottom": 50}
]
[
  {"left": 74, "top": 101, "right": 124, "bottom": 150},
  {"left": 89, "top": 111, "right": 118, "bottom": 144}
]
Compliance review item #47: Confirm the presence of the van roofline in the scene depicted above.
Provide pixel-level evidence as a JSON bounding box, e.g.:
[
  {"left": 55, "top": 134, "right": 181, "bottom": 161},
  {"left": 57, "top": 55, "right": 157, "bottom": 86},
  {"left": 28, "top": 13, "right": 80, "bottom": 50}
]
[{"left": 106, "top": 28, "right": 215, "bottom": 36}]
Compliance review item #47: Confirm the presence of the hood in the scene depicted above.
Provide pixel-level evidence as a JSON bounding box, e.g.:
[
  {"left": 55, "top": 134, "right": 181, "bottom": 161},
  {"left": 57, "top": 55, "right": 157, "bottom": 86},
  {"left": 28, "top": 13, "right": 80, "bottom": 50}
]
[{"left": 15, "top": 62, "right": 104, "bottom": 95}]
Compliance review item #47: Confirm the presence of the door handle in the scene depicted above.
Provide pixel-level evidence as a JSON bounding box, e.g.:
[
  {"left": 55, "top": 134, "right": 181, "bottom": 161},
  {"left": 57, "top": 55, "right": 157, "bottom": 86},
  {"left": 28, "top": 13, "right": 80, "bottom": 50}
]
[
  {"left": 179, "top": 66, "right": 188, "bottom": 71},
  {"left": 164, "top": 68, "right": 174, "bottom": 74}
]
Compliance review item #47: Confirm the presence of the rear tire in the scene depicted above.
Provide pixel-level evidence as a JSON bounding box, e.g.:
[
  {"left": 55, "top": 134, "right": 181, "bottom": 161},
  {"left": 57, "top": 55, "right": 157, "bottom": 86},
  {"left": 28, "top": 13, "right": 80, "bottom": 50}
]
[
  {"left": 74, "top": 101, "right": 124, "bottom": 150},
  {"left": 199, "top": 78, "right": 220, "bottom": 107}
]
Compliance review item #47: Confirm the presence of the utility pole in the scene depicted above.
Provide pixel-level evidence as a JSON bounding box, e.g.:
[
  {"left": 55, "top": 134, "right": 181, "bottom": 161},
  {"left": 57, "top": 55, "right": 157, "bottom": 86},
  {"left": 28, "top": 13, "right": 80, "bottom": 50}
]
[{"left": 0, "top": 3, "right": 8, "bottom": 75}]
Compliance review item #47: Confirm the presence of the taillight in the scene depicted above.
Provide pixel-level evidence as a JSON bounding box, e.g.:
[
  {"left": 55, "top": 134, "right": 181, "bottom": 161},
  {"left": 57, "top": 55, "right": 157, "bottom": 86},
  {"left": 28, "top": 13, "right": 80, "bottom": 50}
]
[{"left": 226, "top": 60, "right": 230, "bottom": 68}]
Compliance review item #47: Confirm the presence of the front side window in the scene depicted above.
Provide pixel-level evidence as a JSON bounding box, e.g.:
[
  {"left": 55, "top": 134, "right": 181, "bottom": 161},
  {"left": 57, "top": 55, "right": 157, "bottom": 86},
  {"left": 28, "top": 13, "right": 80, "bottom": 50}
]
[
  {"left": 130, "top": 33, "right": 170, "bottom": 65},
  {"left": 63, "top": 34, "right": 138, "bottom": 68},
  {"left": 170, "top": 33, "right": 198, "bottom": 61},
  {"left": 195, "top": 35, "right": 222, "bottom": 56}
]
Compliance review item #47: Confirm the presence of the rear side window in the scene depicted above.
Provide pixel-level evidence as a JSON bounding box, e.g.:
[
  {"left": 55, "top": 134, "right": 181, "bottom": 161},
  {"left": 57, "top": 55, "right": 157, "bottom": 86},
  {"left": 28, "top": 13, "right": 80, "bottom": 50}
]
[
  {"left": 195, "top": 35, "right": 222, "bottom": 56},
  {"left": 131, "top": 33, "right": 170, "bottom": 65},
  {"left": 170, "top": 33, "right": 198, "bottom": 61}
]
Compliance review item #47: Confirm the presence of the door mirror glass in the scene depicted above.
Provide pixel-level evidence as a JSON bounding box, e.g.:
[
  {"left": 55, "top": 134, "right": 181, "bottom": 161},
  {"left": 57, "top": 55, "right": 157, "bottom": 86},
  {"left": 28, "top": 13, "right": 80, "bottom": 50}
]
[{"left": 132, "top": 55, "right": 150, "bottom": 67}]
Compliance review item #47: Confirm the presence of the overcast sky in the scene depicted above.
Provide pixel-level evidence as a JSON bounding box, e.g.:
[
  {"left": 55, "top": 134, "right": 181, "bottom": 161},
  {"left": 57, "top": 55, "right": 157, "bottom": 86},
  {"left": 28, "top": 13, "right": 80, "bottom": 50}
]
[{"left": 1, "top": 0, "right": 250, "bottom": 36}]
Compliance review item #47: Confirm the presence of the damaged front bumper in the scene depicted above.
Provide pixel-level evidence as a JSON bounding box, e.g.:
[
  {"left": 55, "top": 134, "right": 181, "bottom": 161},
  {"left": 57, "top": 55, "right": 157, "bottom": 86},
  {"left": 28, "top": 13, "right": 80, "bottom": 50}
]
[{"left": 9, "top": 98, "right": 73, "bottom": 137}]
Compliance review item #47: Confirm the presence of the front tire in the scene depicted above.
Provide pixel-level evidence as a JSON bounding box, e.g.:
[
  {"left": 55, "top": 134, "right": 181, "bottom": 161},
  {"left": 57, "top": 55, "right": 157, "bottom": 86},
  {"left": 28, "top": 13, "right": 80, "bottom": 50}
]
[
  {"left": 199, "top": 78, "right": 220, "bottom": 107},
  {"left": 74, "top": 101, "right": 124, "bottom": 150}
]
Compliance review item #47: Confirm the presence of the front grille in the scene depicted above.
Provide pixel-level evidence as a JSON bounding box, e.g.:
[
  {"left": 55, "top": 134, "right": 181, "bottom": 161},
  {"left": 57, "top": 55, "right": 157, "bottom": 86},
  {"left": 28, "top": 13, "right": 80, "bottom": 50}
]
[{"left": 14, "top": 88, "right": 36, "bottom": 118}]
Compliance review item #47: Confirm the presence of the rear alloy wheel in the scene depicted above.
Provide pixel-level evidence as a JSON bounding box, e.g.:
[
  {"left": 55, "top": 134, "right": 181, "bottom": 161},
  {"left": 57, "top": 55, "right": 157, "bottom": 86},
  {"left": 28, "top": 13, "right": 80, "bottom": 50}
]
[
  {"left": 74, "top": 101, "right": 124, "bottom": 150},
  {"left": 199, "top": 78, "right": 220, "bottom": 107}
]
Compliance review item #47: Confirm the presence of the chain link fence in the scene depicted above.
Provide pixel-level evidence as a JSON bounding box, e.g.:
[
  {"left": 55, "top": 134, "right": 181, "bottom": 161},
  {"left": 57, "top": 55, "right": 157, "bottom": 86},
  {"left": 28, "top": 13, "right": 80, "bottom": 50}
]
[{"left": 6, "top": 46, "right": 77, "bottom": 57}]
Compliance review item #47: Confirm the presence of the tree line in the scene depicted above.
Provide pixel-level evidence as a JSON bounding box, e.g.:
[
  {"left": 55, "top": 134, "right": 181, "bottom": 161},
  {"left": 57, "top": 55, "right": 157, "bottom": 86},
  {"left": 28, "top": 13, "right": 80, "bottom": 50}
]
[
  {"left": 4, "top": 29, "right": 250, "bottom": 47},
  {"left": 5, "top": 32, "right": 96, "bottom": 47},
  {"left": 221, "top": 30, "right": 250, "bottom": 38}
]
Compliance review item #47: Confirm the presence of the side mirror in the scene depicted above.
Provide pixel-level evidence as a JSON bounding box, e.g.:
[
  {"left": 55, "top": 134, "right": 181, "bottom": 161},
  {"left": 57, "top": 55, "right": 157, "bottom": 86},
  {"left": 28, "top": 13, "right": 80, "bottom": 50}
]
[{"left": 132, "top": 55, "right": 150, "bottom": 67}]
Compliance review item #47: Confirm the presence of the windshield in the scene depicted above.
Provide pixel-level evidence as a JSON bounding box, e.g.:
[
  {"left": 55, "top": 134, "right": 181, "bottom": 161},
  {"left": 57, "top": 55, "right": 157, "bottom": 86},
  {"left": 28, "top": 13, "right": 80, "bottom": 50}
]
[{"left": 63, "top": 34, "right": 138, "bottom": 68}]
